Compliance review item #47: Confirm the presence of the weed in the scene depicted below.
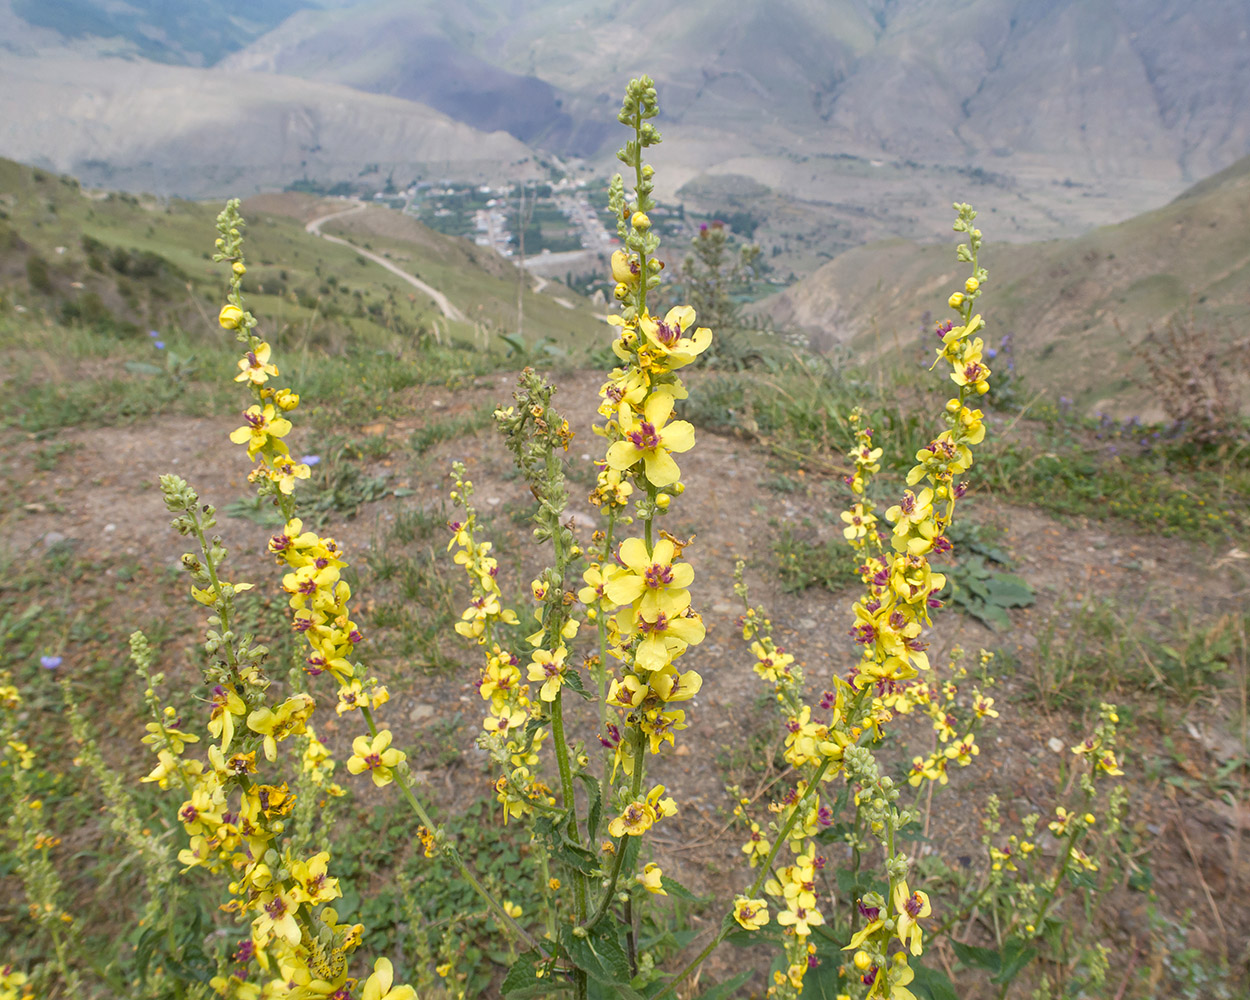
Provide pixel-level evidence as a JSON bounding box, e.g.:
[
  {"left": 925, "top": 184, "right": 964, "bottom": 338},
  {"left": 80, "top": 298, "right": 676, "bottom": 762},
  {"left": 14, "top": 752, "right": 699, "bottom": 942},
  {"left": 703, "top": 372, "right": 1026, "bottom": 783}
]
[{"left": 773, "top": 525, "right": 861, "bottom": 593}]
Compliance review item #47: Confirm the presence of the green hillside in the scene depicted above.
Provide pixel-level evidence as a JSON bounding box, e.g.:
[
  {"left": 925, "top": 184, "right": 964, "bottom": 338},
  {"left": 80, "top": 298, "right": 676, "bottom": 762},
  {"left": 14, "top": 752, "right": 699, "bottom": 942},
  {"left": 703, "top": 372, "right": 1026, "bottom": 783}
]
[
  {"left": 0, "top": 159, "right": 605, "bottom": 432},
  {"left": 762, "top": 155, "right": 1250, "bottom": 416}
]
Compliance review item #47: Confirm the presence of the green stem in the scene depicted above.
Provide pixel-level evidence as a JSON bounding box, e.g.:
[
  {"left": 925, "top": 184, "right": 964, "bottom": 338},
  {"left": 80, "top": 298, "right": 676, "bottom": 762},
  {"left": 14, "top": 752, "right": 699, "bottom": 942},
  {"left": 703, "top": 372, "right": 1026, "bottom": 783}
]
[
  {"left": 359, "top": 706, "right": 545, "bottom": 956},
  {"left": 1032, "top": 820, "right": 1087, "bottom": 931},
  {"left": 552, "top": 691, "right": 588, "bottom": 921},
  {"left": 653, "top": 756, "right": 835, "bottom": 1000},
  {"left": 583, "top": 727, "right": 647, "bottom": 932},
  {"left": 188, "top": 507, "right": 241, "bottom": 678}
]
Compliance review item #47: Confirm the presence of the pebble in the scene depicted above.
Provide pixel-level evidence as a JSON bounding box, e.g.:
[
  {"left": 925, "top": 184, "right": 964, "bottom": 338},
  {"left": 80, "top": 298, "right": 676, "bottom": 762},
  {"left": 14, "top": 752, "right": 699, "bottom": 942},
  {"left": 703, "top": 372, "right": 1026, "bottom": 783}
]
[
  {"left": 1047, "top": 737, "right": 1065, "bottom": 753},
  {"left": 409, "top": 704, "right": 435, "bottom": 723},
  {"left": 41, "top": 531, "right": 68, "bottom": 547}
]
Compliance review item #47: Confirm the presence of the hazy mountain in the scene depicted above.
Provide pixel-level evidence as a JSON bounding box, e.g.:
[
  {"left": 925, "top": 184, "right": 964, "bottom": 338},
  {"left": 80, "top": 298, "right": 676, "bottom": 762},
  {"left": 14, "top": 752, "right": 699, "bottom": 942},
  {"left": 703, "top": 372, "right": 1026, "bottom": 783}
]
[
  {"left": 3, "top": 0, "right": 1248, "bottom": 269},
  {"left": 224, "top": 0, "right": 1250, "bottom": 182},
  {"left": 0, "top": 53, "right": 537, "bottom": 198},
  {"left": 761, "top": 154, "right": 1250, "bottom": 416},
  {"left": 2, "top": 0, "right": 313, "bottom": 65}
]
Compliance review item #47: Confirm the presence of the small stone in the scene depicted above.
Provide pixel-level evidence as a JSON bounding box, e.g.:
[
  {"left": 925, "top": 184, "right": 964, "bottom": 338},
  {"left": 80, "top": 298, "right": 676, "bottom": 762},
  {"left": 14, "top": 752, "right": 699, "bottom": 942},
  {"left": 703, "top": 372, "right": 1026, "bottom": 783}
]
[
  {"left": 41, "top": 531, "right": 67, "bottom": 547},
  {"left": 797, "top": 618, "right": 817, "bottom": 631},
  {"left": 711, "top": 602, "right": 734, "bottom": 614},
  {"left": 1047, "top": 737, "right": 1065, "bottom": 754},
  {"left": 105, "top": 523, "right": 116, "bottom": 532},
  {"left": 486, "top": 497, "right": 501, "bottom": 506},
  {"left": 410, "top": 704, "right": 435, "bottom": 723}
]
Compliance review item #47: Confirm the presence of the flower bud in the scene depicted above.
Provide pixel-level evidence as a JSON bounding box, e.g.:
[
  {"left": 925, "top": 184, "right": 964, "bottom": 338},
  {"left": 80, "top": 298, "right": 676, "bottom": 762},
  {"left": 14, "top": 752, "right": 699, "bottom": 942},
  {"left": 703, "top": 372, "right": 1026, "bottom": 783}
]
[
  {"left": 948, "top": 292, "right": 964, "bottom": 310},
  {"left": 975, "top": 380, "right": 990, "bottom": 395},
  {"left": 656, "top": 494, "right": 671, "bottom": 511},
  {"left": 853, "top": 951, "right": 873, "bottom": 971},
  {"left": 614, "top": 282, "right": 629, "bottom": 301},
  {"left": 611, "top": 250, "right": 638, "bottom": 285},
  {"left": 642, "top": 165, "right": 654, "bottom": 179},
  {"left": 945, "top": 398, "right": 960, "bottom": 414},
  {"left": 219, "top": 304, "right": 244, "bottom": 329},
  {"left": 964, "top": 277, "right": 979, "bottom": 294},
  {"left": 232, "top": 262, "right": 247, "bottom": 277},
  {"left": 631, "top": 211, "right": 651, "bottom": 231}
]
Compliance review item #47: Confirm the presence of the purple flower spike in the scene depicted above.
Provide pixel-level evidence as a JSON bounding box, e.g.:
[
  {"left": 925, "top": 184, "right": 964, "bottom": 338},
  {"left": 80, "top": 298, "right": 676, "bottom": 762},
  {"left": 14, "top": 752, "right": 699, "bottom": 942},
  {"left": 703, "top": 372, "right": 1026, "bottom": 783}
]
[
  {"left": 148, "top": 330, "right": 160, "bottom": 338},
  {"left": 41, "top": 655, "right": 62, "bottom": 670},
  {"left": 300, "top": 455, "right": 321, "bottom": 466},
  {"left": 154, "top": 341, "right": 166, "bottom": 350}
]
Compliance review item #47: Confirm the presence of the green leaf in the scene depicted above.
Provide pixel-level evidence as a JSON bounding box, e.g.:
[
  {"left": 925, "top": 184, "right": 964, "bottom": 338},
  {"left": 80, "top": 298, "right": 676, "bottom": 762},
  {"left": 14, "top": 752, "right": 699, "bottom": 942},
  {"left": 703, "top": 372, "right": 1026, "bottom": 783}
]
[
  {"left": 124, "top": 361, "right": 164, "bottom": 375},
  {"left": 951, "top": 940, "right": 1001, "bottom": 973},
  {"left": 561, "top": 923, "right": 643, "bottom": 997},
  {"left": 575, "top": 771, "right": 604, "bottom": 841},
  {"left": 992, "top": 937, "right": 1038, "bottom": 985},
  {"left": 502, "top": 948, "right": 570, "bottom": 998},
  {"left": 984, "top": 574, "right": 1034, "bottom": 607},
  {"left": 658, "top": 874, "right": 700, "bottom": 901},
  {"left": 908, "top": 961, "right": 961, "bottom": 1000},
  {"left": 498, "top": 333, "right": 528, "bottom": 355},
  {"left": 970, "top": 603, "right": 1012, "bottom": 630}
]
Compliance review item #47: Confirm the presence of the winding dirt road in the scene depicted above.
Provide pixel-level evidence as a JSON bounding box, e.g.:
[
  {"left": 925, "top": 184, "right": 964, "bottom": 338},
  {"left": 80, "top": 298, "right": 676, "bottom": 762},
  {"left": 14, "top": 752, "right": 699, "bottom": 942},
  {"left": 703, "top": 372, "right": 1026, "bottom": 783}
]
[{"left": 305, "top": 202, "right": 467, "bottom": 323}]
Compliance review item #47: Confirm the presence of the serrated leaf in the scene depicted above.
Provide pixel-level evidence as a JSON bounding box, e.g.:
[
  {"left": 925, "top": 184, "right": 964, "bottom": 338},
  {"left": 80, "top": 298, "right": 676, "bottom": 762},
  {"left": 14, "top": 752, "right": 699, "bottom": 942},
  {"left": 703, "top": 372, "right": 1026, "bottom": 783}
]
[
  {"left": 502, "top": 948, "right": 570, "bottom": 998},
  {"left": 563, "top": 667, "right": 590, "bottom": 698},
  {"left": 659, "top": 874, "right": 700, "bottom": 901}
]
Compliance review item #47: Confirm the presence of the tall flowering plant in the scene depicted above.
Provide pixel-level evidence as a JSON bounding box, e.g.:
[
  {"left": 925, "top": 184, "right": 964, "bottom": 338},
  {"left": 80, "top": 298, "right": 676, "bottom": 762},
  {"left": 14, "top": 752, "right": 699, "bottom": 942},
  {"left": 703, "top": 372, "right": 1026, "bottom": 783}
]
[
  {"left": 444, "top": 77, "right": 717, "bottom": 998},
  {"left": 104, "top": 75, "right": 1130, "bottom": 1000}
]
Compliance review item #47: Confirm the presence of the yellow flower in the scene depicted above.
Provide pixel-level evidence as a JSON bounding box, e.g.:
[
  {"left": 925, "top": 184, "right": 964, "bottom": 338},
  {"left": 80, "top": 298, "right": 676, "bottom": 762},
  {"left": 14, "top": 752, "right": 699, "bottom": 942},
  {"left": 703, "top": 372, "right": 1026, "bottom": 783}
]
[
  {"left": 605, "top": 536, "right": 694, "bottom": 618},
  {"left": 638, "top": 862, "right": 666, "bottom": 895},
  {"left": 944, "top": 733, "right": 978, "bottom": 766},
  {"left": 219, "top": 303, "right": 245, "bottom": 328},
  {"left": 841, "top": 504, "right": 877, "bottom": 541},
  {"left": 1098, "top": 750, "right": 1124, "bottom": 776},
  {"left": 361, "top": 957, "right": 416, "bottom": 1000},
  {"left": 207, "top": 684, "right": 246, "bottom": 752},
  {"left": 246, "top": 694, "right": 314, "bottom": 762},
  {"left": 638, "top": 306, "right": 713, "bottom": 369},
  {"left": 605, "top": 393, "right": 695, "bottom": 488},
  {"left": 229, "top": 404, "right": 292, "bottom": 458},
  {"left": 502, "top": 900, "right": 523, "bottom": 919},
  {"left": 289, "top": 852, "right": 341, "bottom": 906},
  {"left": 732, "top": 896, "right": 770, "bottom": 931},
  {"left": 741, "top": 823, "right": 769, "bottom": 866},
  {"left": 623, "top": 606, "right": 706, "bottom": 673},
  {"left": 235, "top": 342, "right": 279, "bottom": 384},
  {"left": 347, "top": 730, "right": 405, "bottom": 787},
  {"left": 526, "top": 646, "right": 569, "bottom": 703},
  {"left": 269, "top": 455, "right": 311, "bottom": 495},
  {"left": 776, "top": 899, "right": 823, "bottom": 937},
  {"left": 893, "top": 881, "right": 932, "bottom": 955},
  {"left": 483, "top": 707, "right": 527, "bottom": 739}
]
